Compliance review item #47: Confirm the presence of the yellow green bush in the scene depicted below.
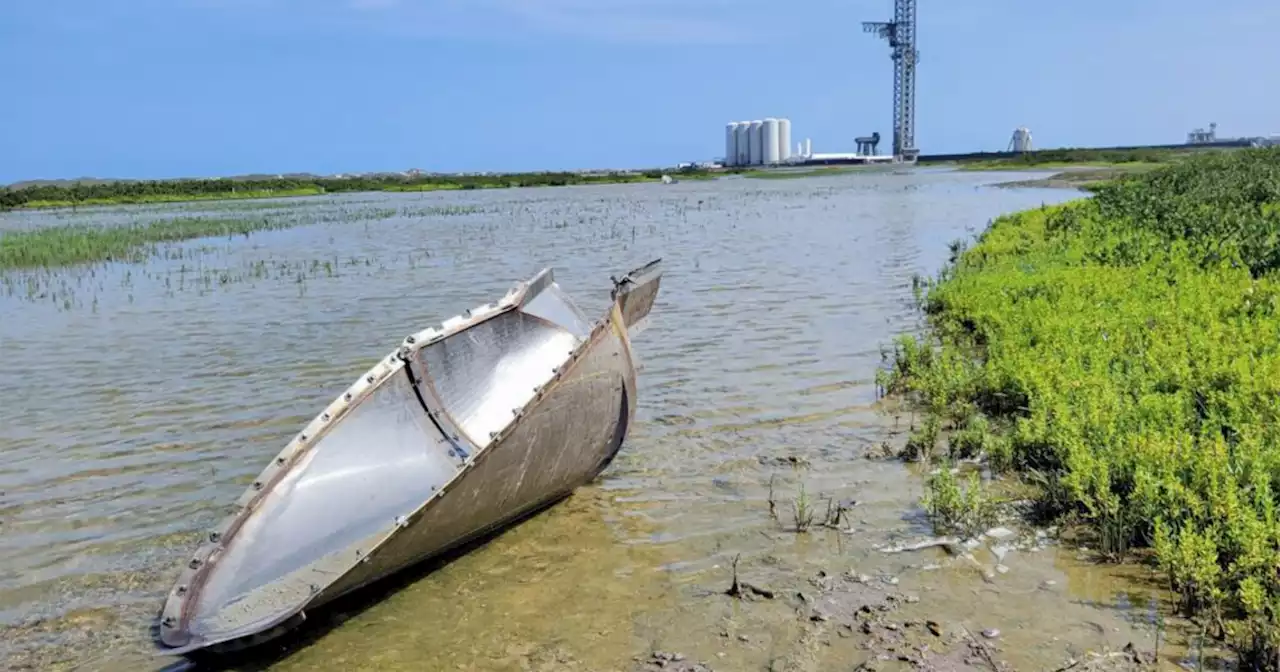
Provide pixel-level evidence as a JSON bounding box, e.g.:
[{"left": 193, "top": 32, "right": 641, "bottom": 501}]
[{"left": 884, "top": 148, "right": 1280, "bottom": 668}]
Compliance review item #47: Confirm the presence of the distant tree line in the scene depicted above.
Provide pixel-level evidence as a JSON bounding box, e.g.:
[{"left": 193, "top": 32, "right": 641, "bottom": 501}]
[{"left": 0, "top": 169, "right": 680, "bottom": 210}]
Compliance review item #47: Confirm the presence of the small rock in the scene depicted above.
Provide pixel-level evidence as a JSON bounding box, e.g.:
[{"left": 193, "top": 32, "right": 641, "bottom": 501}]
[
  {"left": 1035, "top": 529, "right": 1048, "bottom": 539},
  {"left": 990, "top": 544, "right": 1010, "bottom": 562},
  {"left": 985, "top": 527, "right": 1015, "bottom": 540},
  {"left": 926, "top": 621, "right": 943, "bottom": 637},
  {"left": 737, "top": 634, "right": 749, "bottom": 643},
  {"left": 995, "top": 564, "right": 1010, "bottom": 574},
  {"left": 981, "top": 628, "right": 1000, "bottom": 639},
  {"left": 884, "top": 623, "right": 899, "bottom": 631},
  {"left": 1039, "top": 580, "right": 1057, "bottom": 590},
  {"left": 905, "top": 595, "right": 920, "bottom": 604},
  {"left": 882, "top": 576, "right": 899, "bottom": 586},
  {"left": 810, "top": 610, "right": 831, "bottom": 622}
]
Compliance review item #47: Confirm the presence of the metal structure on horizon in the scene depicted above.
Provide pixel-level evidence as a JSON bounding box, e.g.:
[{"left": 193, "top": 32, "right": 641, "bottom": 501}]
[{"left": 862, "top": 0, "right": 919, "bottom": 160}]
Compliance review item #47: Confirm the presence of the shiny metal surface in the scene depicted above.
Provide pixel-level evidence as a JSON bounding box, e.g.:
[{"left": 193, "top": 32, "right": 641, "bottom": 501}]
[
  {"left": 153, "top": 260, "right": 662, "bottom": 656},
  {"left": 184, "top": 370, "right": 461, "bottom": 648},
  {"left": 520, "top": 283, "right": 592, "bottom": 338},
  {"left": 320, "top": 307, "right": 634, "bottom": 605},
  {"left": 419, "top": 310, "right": 579, "bottom": 449},
  {"left": 611, "top": 258, "right": 663, "bottom": 329}
]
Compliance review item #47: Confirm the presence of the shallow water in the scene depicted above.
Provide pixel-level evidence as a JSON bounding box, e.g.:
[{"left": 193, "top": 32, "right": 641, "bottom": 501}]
[{"left": 0, "top": 171, "right": 1202, "bottom": 671}]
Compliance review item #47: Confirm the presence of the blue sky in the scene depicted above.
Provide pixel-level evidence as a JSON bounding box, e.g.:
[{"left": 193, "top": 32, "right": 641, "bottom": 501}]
[{"left": 2, "top": 0, "right": 1278, "bottom": 182}]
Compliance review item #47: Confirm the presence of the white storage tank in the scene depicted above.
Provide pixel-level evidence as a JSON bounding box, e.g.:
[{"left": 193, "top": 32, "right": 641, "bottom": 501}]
[
  {"left": 778, "top": 118, "right": 792, "bottom": 162},
  {"left": 748, "top": 120, "right": 764, "bottom": 165},
  {"left": 735, "top": 123, "right": 752, "bottom": 165},
  {"left": 725, "top": 122, "right": 741, "bottom": 166},
  {"left": 762, "top": 118, "right": 781, "bottom": 165}
]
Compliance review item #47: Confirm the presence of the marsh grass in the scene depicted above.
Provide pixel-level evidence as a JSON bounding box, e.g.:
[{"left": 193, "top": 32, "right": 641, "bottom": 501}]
[
  {"left": 882, "top": 147, "right": 1280, "bottom": 668},
  {"left": 922, "top": 467, "right": 998, "bottom": 537},
  {"left": 0, "top": 217, "right": 295, "bottom": 270},
  {"left": 0, "top": 204, "right": 487, "bottom": 272}
]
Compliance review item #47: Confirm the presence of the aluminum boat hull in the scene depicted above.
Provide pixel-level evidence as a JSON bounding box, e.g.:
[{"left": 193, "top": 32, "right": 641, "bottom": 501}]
[{"left": 156, "top": 260, "right": 663, "bottom": 655}]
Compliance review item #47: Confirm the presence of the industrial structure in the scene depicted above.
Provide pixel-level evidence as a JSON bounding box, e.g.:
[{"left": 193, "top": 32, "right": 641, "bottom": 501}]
[
  {"left": 863, "top": 0, "right": 919, "bottom": 160},
  {"left": 855, "top": 132, "right": 882, "bottom": 155},
  {"left": 1007, "top": 127, "right": 1034, "bottom": 153},
  {"left": 1187, "top": 123, "right": 1218, "bottom": 144},
  {"left": 724, "top": 118, "right": 807, "bottom": 167}
]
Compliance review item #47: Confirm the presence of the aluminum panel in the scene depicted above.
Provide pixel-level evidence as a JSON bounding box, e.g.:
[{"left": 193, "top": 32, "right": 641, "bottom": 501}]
[
  {"left": 316, "top": 319, "right": 632, "bottom": 603},
  {"left": 612, "top": 259, "right": 664, "bottom": 329},
  {"left": 157, "top": 261, "right": 665, "bottom": 656},
  {"left": 181, "top": 368, "right": 459, "bottom": 644},
  {"left": 520, "top": 283, "right": 592, "bottom": 338},
  {"left": 418, "top": 310, "right": 577, "bottom": 449}
]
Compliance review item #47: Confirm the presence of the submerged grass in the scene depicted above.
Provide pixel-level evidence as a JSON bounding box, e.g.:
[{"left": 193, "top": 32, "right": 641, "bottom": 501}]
[
  {"left": 0, "top": 204, "right": 486, "bottom": 271},
  {"left": 881, "top": 147, "right": 1280, "bottom": 668},
  {"left": 0, "top": 217, "right": 298, "bottom": 270}
]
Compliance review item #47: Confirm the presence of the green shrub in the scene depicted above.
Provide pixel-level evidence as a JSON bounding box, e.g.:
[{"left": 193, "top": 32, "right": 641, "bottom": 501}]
[{"left": 890, "top": 148, "right": 1280, "bottom": 669}]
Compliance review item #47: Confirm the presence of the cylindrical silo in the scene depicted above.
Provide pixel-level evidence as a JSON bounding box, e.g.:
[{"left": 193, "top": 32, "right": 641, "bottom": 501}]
[
  {"left": 725, "top": 122, "right": 740, "bottom": 166},
  {"left": 748, "top": 120, "right": 764, "bottom": 165},
  {"left": 735, "top": 123, "right": 751, "bottom": 165},
  {"left": 778, "top": 118, "right": 792, "bottom": 162},
  {"left": 762, "top": 118, "right": 781, "bottom": 165}
]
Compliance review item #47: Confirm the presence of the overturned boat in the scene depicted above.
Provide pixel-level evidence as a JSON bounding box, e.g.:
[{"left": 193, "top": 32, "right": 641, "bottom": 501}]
[{"left": 156, "top": 259, "right": 663, "bottom": 655}]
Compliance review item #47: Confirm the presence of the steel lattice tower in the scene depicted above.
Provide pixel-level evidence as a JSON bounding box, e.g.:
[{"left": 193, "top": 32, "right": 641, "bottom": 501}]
[{"left": 862, "top": 0, "right": 919, "bottom": 160}]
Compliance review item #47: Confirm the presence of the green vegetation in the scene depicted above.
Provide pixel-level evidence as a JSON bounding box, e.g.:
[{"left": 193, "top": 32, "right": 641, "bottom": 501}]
[
  {"left": 926, "top": 146, "right": 1215, "bottom": 171},
  {"left": 880, "top": 148, "right": 1280, "bottom": 668},
  {"left": 0, "top": 217, "right": 307, "bottom": 270},
  {"left": 922, "top": 467, "right": 998, "bottom": 538},
  {"left": 0, "top": 168, "right": 706, "bottom": 211},
  {"left": 20, "top": 187, "right": 325, "bottom": 209},
  {"left": 0, "top": 204, "right": 484, "bottom": 271}
]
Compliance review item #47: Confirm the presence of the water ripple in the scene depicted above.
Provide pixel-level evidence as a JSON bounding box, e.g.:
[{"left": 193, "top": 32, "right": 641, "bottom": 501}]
[{"left": 0, "top": 171, "right": 1080, "bottom": 668}]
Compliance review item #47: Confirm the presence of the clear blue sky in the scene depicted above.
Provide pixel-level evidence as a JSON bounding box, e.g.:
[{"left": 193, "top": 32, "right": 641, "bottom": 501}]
[{"left": 2, "top": 0, "right": 1278, "bottom": 182}]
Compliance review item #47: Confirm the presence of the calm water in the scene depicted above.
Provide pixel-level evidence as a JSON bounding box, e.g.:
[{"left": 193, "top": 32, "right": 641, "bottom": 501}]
[{"left": 0, "top": 171, "right": 1180, "bottom": 671}]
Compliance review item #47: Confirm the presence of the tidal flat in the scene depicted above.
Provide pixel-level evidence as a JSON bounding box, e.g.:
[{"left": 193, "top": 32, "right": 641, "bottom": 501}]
[{"left": 0, "top": 169, "right": 1211, "bottom": 671}]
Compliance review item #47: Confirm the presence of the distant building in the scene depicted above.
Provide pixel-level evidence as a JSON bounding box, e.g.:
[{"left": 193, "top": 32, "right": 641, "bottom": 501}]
[{"left": 1187, "top": 122, "right": 1218, "bottom": 144}]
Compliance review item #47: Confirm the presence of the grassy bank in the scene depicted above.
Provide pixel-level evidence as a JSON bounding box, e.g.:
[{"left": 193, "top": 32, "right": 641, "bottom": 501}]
[
  {"left": 20, "top": 187, "right": 326, "bottom": 209},
  {"left": 0, "top": 169, "right": 705, "bottom": 211},
  {"left": 881, "top": 148, "right": 1280, "bottom": 668},
  {"left": 926, "top": 146, "right": 1205, "bottom": 171},
  {"left": 992, "top": 164, "right": 1167, "bottom": 191}
]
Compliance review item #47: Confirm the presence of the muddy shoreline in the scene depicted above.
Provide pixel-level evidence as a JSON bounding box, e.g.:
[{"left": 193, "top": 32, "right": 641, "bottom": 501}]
[
  {"left": 991, "top": 166, "right": 1153, "bottom": 190},
  {"left": 3, "top": 173, "right": 1216, "bottom": 672}
]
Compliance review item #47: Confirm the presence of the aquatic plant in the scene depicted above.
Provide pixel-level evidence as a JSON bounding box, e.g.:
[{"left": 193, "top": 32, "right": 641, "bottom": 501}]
[
  {"left": 884, "top": 147, "right": 1280, "bottom": 668},
  {"left": 922, "top": 467, "right": 997, "bottom": 538}
]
